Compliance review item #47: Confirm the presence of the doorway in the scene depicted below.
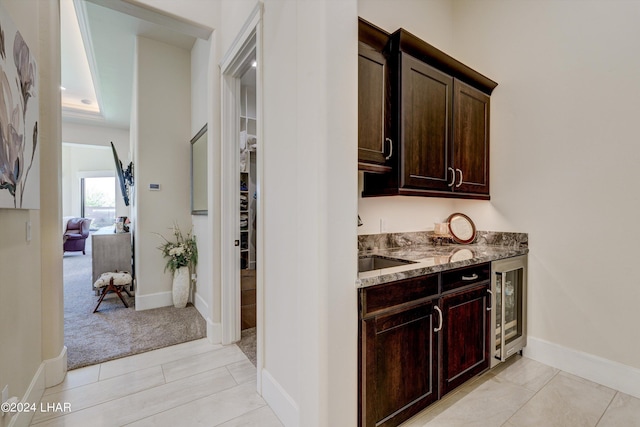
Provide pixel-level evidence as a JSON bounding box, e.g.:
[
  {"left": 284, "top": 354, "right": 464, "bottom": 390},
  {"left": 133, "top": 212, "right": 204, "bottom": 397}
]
[
  {"left": 59, "top": 0, "right": 211, "bottom": 369},
  {"left": 239, "top": 63, "right": 257, "bottom": 332},
  {"left": 220, "top": 4, "right": 263, "bottom": 383}
]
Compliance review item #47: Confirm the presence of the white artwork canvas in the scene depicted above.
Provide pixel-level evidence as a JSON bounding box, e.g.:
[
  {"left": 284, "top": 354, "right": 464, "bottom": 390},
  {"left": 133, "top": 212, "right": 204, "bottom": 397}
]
[{"left": 0, "top": 4, "right": 39, "bottom": 209}]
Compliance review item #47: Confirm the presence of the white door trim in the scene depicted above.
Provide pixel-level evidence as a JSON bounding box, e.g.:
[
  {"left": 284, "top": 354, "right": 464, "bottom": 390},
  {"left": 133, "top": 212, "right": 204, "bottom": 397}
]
[{"left": 220, "top": 3, "right": 264, "bottom": 393}]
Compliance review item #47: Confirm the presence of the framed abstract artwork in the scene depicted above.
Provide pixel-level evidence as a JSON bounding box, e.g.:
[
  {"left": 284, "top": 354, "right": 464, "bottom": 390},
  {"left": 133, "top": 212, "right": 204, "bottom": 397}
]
[{"left": 0, "top": 4, "right": 40, "bottom": 209}]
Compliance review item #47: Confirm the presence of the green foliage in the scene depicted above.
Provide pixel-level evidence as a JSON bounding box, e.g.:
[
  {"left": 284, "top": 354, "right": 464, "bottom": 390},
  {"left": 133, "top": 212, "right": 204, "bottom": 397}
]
[
  {"left": 156, "top": 224, "right": 198, "bottom": 274},
  {"left": 84, "top": 190, "right": 113, "bottom": 208}
]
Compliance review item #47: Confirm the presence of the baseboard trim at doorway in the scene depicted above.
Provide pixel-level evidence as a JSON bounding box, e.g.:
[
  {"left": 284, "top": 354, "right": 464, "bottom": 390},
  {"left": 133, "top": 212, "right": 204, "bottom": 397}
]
[
  {"left": 8, "top": 346, "right": 66, "bottom": 427},
  {"left": 135, "top": 291, "right": 172, "bottom": 310},
  {"left": 44, "top": 345, "right": 67, "bottom": 387},
  {"left": 262, "top": 369, "right": 298, "bottom": 427}
]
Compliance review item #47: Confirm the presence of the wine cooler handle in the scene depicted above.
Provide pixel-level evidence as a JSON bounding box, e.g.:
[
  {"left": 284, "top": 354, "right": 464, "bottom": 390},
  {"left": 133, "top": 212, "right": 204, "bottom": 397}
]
[
  {"left": 462, "top": 273, "right": 478, "bottom": 281},
  {"left": 487, "top": 289, "right": 492, "bottom": 311},
  {"left": 434, "top": 305, "right": 443, "bottom": 332},
  {"left": 499, "top": 272, "right": 507, "bottom": 362}
]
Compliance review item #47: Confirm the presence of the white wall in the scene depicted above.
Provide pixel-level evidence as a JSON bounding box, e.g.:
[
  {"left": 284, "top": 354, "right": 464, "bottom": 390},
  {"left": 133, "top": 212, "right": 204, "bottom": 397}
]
[
  {"left": 190, "top": 35, "right": 216, "bottom": 332},
  {"left": 451, "top": 0, "right": 640, "bottom": 372},
  {"left": 0, "top": 0, "right": 42, "bottom": 411},
  {"left": 259, "top": 1, "right": 358, "bottom": 425},
  {"left": 358, "top": 0, "right": 454, "bottom": 53},
  {"left": 0, "top": 1, "right": 63, "bottom": 424},
  {"left": 133, "top": 35, "right": 192, "bottom": 309},
  {"left": 132, "top": 0, "right": 235, "bottom": 342}
]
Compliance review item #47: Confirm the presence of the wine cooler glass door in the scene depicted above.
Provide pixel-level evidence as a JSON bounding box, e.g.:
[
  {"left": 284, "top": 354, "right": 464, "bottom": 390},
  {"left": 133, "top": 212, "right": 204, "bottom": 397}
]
[{"left": 495, "top": 267, "right": 524, "bottom": 361}]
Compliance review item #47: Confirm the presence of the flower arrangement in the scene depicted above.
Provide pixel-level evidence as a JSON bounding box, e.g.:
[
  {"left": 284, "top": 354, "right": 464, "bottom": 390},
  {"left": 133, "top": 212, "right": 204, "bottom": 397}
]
[{"left": 156, "top": 224, "right": 198, "bottom": 273}]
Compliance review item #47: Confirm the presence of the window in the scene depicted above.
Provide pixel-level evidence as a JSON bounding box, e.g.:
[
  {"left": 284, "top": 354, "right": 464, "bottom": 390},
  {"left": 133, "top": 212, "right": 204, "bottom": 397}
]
[{"left": 81, "top": 177, "right": 116, "bottom": 230}]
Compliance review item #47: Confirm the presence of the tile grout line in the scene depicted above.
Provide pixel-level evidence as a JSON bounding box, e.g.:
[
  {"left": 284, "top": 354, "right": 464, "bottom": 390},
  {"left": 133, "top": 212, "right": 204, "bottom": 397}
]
[
  {"left": 499, "top": 369, "right": 561, "bottom": 427},
  {"left": 594, "top": 391, "right": 619, "bottom": 427},
  {"left": 211, "top": 404, "right": 270, "bottom": 427},
  {"left": 32, "top": 365, "right": 246, "bottom": 427},
  {"left": 119, "top": 381, "right": 254, "bottom": 427},
  {"left": 97, "top": 342, "right": 226, "bottom": 381},
  {"left": 32, "top": 367, "right": 167, "bottom": 425},
  {"left": 34, "top": 370, "right": 216, "bottom": 425}
]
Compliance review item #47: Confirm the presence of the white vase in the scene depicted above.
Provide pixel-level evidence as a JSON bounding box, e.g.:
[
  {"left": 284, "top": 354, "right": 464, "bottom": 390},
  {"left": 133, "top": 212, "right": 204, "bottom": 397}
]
[{"left": 172, "top": 266, "right": 190, "bottom": 308}]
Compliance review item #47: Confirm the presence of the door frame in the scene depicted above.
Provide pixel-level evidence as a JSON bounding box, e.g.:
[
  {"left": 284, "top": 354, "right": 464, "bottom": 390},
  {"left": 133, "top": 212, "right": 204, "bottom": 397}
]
[{"left": 220, "top": 2, "right": 264, "bottom": 388}]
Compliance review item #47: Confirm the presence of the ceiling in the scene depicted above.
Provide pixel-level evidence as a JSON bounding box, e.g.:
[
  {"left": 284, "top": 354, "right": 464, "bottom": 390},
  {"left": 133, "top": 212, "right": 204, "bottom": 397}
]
[{"left": 61, "top": 0, "right": 210, "bottom": 130}]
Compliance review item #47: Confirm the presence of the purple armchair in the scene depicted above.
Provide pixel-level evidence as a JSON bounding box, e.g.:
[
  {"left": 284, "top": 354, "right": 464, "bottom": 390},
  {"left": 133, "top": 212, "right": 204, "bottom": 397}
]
[{"left": 63, "top": 218, "right": 92, "bottom": 254}]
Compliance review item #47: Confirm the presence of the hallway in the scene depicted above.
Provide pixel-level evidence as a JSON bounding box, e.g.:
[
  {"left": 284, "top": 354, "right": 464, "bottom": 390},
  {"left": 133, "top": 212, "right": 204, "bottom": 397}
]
[{"left": 30, "top": 339, "right": 281, "bottom": 426}]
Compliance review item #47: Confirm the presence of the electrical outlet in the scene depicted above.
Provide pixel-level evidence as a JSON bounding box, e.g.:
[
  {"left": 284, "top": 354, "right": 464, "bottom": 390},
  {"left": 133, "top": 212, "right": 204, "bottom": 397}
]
[{"left": 380, "top": 218, "right": 387, "bottom": 233}]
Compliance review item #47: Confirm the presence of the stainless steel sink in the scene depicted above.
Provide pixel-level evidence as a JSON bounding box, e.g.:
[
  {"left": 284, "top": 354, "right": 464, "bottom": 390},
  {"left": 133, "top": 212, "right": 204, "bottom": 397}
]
[{"left": 358, "top": 255, "right": 415, "bottom": 273}]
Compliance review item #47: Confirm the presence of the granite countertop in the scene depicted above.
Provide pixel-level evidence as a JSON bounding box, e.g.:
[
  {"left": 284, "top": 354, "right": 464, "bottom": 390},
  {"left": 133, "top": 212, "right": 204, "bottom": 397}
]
[{"left": 357, "top": 231, "right": 528, "bottom": 288}]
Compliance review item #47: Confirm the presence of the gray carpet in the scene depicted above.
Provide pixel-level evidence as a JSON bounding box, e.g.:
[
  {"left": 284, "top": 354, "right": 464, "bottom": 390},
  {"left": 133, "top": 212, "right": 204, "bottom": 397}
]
[{"left": 64, "top": 233, "right": 206, "bottom": 370}]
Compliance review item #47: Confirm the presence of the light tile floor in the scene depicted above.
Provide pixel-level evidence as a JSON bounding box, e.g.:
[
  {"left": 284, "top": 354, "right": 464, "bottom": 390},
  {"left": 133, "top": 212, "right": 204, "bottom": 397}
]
[
  {"left": 30, "top": 342, "right": 640, "bottom": 427},
  {"left": 30, "top": 339, "right": 283, "bottom": 427},
  {"left": 401, "top": 355, "right": 640, "bottom": 427}
]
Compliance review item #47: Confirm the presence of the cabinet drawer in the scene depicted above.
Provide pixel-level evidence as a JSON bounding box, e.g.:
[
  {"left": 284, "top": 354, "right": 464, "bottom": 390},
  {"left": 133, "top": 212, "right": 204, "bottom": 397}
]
[
  {"left": 360, "top": 274, "right": 439, "bottom": 318},
  {"left": 441, "top": 263, "right": 490, "bottom": 293}
]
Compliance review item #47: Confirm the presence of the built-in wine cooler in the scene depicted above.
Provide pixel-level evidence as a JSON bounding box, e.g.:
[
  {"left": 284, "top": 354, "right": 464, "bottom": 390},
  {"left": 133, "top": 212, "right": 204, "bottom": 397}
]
[{"left": 490, "top": 255, "right": 527, "bottom": 368}]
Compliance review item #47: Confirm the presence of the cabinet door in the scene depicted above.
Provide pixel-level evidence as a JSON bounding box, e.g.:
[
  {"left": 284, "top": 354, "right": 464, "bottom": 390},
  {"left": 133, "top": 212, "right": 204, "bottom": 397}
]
[
  {"left": 358, "top": 42, "right": 391, "bottom": 171},
  {"left": 440, "top": 284, "right": 491, "bottom": 396},
  {"left": 400, "top": 54, "right": 453, "bottom": 191},
  {"left": 361, "top": 301, "right": 438, "bottom": 427},
  {"left": 453, "top": 79, "right": 490, "bottom": 195}
]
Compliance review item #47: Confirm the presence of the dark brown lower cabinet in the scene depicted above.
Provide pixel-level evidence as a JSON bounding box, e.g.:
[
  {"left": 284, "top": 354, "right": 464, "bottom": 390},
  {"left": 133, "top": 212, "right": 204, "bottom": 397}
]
[
  {"left": 361, "top": 301, "right": 438, "bottom": 427},
  {"left": 359, "top": 263, "right": 491, "bottom": 427},
  {"left": 440, "top": 284, "right": 491, "bottom": 396}
]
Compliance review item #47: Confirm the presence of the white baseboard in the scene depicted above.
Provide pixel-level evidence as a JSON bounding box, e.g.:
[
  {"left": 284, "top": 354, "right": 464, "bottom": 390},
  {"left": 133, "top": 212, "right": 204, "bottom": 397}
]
[
  {"left": 43, "top": 346, "right": 67, "bottom": 388},
  {"left": 194, "top": 291, "right": 207, "bottom": 310},
  {"left": 134, "top": 291, "right": 172, "bottom": 310},
  {"left": 525, "top": 336, "right": 640, "bottom": 399},
  {"left": 208, "top": 321, "right": 222, "bottom": 344},
  {"left": 261, "top": 369, "right": 298, "bottom": 427},
  {"left": 193, "top": 291, "right": 209, "bottom": 318},
  {"left": 8, "top": 346, "right": 68, "bottom": 427},
  {"left": 8, "top": 365, "right": 45, "bottom": 427}
]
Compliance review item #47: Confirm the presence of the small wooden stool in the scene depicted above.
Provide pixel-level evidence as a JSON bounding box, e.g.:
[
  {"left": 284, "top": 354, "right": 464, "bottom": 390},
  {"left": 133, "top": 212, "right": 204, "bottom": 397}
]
[{"left": 93, "top": 271, "right": 133, "bottom": 313}]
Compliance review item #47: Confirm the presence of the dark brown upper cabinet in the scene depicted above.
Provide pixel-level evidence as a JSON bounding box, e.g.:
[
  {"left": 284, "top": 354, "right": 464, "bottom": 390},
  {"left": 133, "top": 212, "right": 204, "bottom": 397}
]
[
  {"left": 362, "top": 26, "right": 497, "bottom": 200},
  {"left": 358, "top": 18, "right": 393, "bottom": 173}
]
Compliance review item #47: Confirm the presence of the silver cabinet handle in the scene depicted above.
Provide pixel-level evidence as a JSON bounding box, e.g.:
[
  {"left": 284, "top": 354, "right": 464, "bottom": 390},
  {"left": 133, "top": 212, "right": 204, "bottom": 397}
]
[
  {"left": 455, "top": 168, "right": 463, "bottom": 187},
  {"left": 487, "top": 289, "right": 493, "bottom": 311},
  {"left": 462, "top": 273, "right": 478, "bottom": 281},
  {"left": 385, "top": 138, "right": 393, "bottom": 160},
  {"left": 434, "top": 305, "right": 443, "bottom": 332},
  {"left": 447, "top": 167, "right": 455, "bottom": 187}
]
